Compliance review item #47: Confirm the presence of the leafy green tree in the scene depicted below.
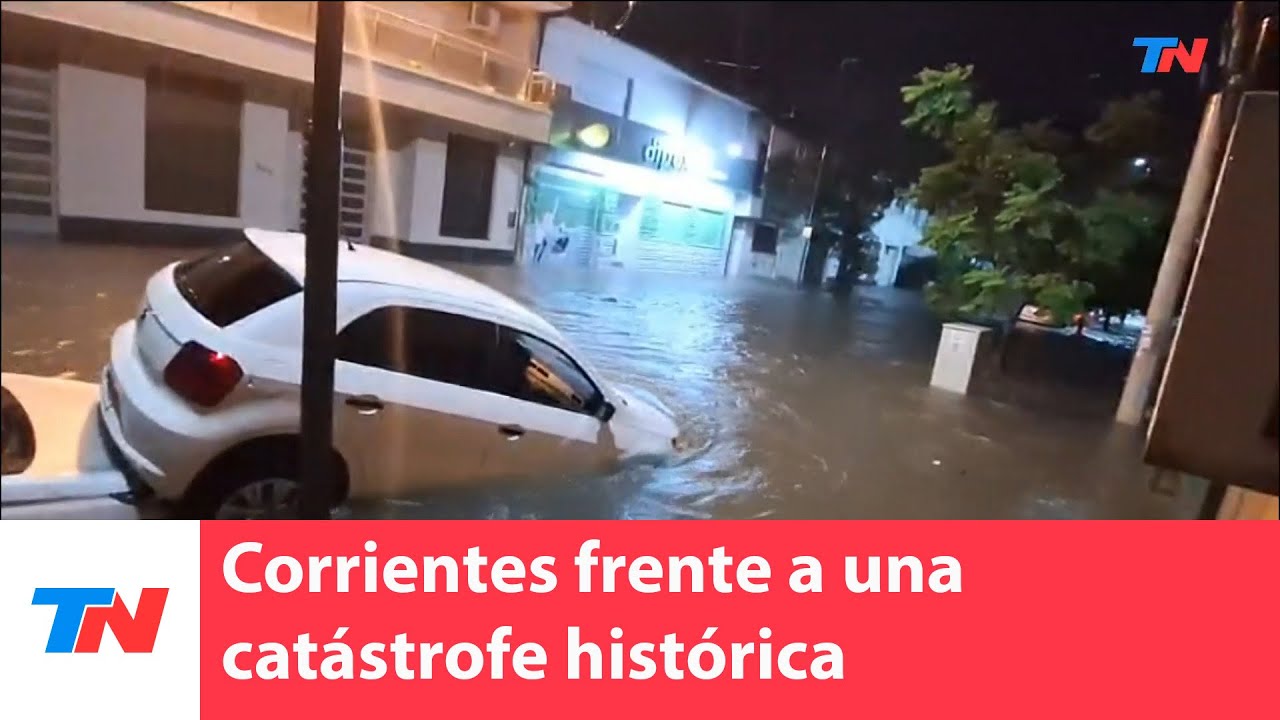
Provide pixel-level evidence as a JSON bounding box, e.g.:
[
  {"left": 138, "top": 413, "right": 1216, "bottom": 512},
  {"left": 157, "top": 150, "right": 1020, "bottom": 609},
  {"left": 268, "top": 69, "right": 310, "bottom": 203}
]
[
  {"left": 812, "top": 159, "right": 894, "bottom": 294},
  {"left": 1074, "top": 92, "right": 1178, "bottom": 326},
  {"left": 900, "top": 65, "right": 1163, "bottom": 326}
]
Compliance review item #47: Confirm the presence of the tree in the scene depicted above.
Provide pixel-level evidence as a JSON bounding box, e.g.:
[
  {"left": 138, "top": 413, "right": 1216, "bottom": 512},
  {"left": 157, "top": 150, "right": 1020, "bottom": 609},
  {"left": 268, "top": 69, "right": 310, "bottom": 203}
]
[
  {"left": 1074, "top": 92, "right": 1179, "bottom": 326},
  {"left": 899, "top": 65, "right": 1163, "bottom": 327},
  {"left": 815, "top": 158, "right": 895, "bottom": 293},
  {"left": 763, "top": 144, "right": 892, "bottom": 293}
]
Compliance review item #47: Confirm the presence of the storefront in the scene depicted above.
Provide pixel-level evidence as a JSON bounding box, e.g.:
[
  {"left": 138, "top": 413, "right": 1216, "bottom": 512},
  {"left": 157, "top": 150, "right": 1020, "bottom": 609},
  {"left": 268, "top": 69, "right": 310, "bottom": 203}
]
[{"left": 523, "top": 101, "right": 763, "bottom": 276}]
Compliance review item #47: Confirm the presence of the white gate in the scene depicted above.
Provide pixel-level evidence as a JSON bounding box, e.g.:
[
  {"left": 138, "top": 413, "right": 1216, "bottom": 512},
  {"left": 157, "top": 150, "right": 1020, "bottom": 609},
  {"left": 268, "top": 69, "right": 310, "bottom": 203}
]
[
  {"left": 338, "top": 147, "right": 369, "bottom": 243},
  {"left": 299, "top": 138, "right": 369, "bottom": 243},
  {"left": 1, "top": 64, "right": 56, "bottom": 237}
]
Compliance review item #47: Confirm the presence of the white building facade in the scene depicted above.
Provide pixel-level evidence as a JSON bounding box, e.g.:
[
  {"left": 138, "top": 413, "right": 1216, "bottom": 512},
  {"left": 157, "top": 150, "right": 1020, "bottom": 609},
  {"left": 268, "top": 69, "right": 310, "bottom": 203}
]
[
  {"left": 869, "top": 201, "right": 930, "bottom": 287},
  {"left": 0, "top": 1, "right": 566, "bottom": 261},
  {"left": 522, "top": 18, "right": 770, "bottom": 277}
]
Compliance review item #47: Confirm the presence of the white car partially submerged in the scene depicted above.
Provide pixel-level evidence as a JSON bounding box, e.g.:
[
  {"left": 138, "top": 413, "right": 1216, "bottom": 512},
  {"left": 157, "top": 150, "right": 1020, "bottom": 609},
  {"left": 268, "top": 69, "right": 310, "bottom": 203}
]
[{"left": 99, "top": 229, "right": 681, "bottom": 518}]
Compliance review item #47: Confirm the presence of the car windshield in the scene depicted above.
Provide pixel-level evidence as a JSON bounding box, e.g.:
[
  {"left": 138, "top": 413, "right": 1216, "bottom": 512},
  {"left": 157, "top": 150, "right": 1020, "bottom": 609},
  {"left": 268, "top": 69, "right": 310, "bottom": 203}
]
[{"left": 173, "top": 240, "right": 301, "bottom": 327}]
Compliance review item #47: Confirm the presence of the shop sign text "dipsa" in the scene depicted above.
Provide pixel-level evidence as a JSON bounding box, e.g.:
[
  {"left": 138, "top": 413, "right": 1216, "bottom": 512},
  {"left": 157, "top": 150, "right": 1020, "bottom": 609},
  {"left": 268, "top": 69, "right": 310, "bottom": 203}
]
[
  {"left": 1134, "top": 37, "right": 1209, "bottom": 73},
  {"left": 31, "top": 587, "right": 169, "bottom": 653}
]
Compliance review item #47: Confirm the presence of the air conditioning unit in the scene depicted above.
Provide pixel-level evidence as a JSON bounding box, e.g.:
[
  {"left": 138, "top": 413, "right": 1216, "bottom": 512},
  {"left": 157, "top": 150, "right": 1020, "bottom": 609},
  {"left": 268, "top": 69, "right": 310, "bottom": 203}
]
[
  {"left": 525, "top": 72, "right": 556, "bottom": 104},
  {"left": 465, "top": 2, "right": 501, "bottom": 37}
]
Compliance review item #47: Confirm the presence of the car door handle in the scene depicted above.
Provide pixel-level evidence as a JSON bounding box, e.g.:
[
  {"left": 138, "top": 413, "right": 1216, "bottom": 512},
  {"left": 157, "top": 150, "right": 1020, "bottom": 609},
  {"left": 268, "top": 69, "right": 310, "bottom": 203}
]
[
  {"left": 498, "top": 423, "right": 525, "bottom": 439},
  {"left": 345, "top": 394, "right": 383, "bottom": 414}
]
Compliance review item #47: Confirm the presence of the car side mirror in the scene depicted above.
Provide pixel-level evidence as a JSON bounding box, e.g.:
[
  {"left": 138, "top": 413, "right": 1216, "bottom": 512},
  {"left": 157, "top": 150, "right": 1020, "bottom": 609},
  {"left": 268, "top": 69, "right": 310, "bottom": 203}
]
[{"left": 597, "top": 400, "right": 616, "bottom": 423}]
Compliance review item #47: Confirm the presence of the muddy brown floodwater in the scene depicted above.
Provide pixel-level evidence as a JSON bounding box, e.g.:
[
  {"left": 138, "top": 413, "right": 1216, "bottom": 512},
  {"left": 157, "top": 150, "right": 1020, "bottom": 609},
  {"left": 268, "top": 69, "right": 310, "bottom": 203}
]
[{"left": 1, "top": 241, "right": 1202, "bottom": 519}]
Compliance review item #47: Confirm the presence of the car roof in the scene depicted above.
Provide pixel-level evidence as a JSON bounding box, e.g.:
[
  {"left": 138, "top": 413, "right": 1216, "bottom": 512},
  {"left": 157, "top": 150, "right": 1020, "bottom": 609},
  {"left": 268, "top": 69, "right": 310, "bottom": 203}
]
[{"left": 244, "top": 228, "right": 563, "bottom": 343}]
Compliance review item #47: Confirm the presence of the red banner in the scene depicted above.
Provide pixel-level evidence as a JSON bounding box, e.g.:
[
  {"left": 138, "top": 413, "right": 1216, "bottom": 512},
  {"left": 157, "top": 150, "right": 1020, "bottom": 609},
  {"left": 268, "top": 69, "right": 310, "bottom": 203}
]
[{"left": 200, "top": 522, "right": 1278, "bottom": 718}]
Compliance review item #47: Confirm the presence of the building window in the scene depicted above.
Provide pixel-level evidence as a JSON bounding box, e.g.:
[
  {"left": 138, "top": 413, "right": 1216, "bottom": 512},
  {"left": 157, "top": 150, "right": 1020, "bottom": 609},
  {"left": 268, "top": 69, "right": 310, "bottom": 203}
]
[
  {"left": 439, "top": 133, "right": 496, "bottom": 239},
  {"left": 751, "top": 224, "right": 779, "bottom": 254},
  {"left": 144, "top": 69, "right": 242, "bottom": 217}
]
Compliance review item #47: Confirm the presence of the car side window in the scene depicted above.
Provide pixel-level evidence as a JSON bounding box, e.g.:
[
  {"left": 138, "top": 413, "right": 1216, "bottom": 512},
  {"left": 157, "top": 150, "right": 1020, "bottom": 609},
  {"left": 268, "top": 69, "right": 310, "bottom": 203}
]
[
  {"left": 337, "top": 306, "right": 405, "bottom": 372},
  {"left": 337, "top": 306, "right": 500, "bottom": 392},
  {"left": 493, "top": 327, "right": 602, "bottom": 415}
]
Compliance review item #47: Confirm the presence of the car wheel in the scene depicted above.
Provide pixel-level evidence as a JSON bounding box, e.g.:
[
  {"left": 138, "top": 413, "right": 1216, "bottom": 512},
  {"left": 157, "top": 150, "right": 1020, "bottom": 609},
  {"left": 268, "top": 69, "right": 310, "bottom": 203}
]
[
  {"left": 182, "top": 437, "right": 349, "bottom": 520},
  {"left": 212, "top": 475, "right": 302, "bottom": 520},
  {"left": 182, "top": 450, "right": 303, "bottom": 520}
]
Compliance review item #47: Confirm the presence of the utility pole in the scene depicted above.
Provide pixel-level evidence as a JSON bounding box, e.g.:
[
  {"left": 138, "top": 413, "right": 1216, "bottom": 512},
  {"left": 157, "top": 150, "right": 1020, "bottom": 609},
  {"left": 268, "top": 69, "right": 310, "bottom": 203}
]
[
  {"left": 805, "top": 144, "right": 829, "bottom": 227},
  {"left": 1115, "top": 94, "right": 1225, "bottom": 425},
  {"left": 298, "top": 0, "right": 345, "bottom": 519},
  {"left": 798, "top": 57, "right": 860, "bottom": 287},
  {"left": 1115, "top": 1, "right": 1253, "bottom": 426}
]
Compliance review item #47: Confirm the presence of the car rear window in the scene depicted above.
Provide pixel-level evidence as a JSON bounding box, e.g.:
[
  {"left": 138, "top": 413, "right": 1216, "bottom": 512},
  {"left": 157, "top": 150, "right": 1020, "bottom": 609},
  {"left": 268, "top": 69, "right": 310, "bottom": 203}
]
[{"left": 173, "top": 240, "right": 301, "bottom": 327}]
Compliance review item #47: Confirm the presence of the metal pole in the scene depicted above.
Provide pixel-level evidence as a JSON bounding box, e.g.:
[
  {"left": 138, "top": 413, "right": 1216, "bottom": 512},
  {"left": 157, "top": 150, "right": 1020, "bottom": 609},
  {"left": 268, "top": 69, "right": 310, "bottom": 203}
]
[
  {"left": 796, "top": 143, "right": 827, "bottom": 286},
  {"left": 1114, "top": 94, "right": 1224, "bottom": 425},
  {"left": 806, "top": 143, "right": 828, "bottom": 226},
  {"left": 1248, "top": 17, "right": 1276, "bottom": 90},
  {"left": 1116, "top": 1, "right": 1254, "bottom": 426},
  {"left": 299, "top": 0, "right": 345, "bottom": 519}
]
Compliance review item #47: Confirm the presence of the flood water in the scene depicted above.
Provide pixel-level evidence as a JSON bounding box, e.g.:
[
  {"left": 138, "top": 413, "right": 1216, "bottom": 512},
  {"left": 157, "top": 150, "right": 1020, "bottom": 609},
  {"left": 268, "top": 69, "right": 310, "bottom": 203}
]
[
  {"left": 358, "top": 263, "right": 1198, "bottom": 520},
  {"left": 0, "top": 242, "right": 1200, "bottom": 520}
]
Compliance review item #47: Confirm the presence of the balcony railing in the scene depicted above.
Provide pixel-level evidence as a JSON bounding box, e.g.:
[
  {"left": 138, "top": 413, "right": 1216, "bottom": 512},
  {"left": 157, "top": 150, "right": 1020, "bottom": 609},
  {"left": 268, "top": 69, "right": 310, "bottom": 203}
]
[{"left": 176, "top": 1, "right": 555, "bottom": 108}]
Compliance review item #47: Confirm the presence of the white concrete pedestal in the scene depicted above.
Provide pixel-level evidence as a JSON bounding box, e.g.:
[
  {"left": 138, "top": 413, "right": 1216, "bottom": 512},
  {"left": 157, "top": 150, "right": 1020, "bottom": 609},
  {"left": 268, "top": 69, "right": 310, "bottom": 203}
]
[{"left": 930, "top": 322, "right": 991, "bottom": 395}]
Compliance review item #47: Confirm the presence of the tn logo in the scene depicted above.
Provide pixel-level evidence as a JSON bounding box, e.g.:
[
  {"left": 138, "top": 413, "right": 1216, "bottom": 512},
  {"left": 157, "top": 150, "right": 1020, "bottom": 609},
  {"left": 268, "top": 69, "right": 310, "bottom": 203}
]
[{"left": 32, "top": 587, "right": 169, "bottom": 653}]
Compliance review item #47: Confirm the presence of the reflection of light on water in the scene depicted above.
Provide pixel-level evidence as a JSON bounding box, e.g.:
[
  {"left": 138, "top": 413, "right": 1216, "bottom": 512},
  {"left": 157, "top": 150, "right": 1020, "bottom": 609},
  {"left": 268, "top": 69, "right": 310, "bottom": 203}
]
[
  {"left": 348, "top": 4, "right": 409, "bottom": 490},
  {"left": 349, "top": 5, "right": 396, "bottom": 244},
  {"left": 522, "top": 282, "right": 766, "bottom": 517}
]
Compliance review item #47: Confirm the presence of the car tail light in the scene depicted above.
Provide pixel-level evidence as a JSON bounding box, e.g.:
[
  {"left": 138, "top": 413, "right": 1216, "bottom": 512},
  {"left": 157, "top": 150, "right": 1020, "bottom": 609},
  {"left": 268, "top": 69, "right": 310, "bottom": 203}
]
[{"left": 163, "top": 341, "right": 243, "bottom": 408}]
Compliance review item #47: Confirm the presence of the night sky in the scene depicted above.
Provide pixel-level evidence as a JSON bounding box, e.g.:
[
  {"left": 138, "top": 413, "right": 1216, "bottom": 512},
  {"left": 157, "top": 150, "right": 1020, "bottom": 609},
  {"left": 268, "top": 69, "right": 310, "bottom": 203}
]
[{"left": 573, "top": 1, "right": 1238, "bottom": 178}]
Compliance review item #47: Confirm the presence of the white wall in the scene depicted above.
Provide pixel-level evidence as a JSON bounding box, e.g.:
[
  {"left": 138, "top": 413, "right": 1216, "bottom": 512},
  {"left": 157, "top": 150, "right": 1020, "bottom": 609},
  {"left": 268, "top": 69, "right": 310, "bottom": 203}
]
[
  {"left": 488, "top": 153, "right": 522, "bottom": 249},
  {"left": 541, "top": 18, "right": 764, "bottom": 164},
  {"left": 870, "top": 202, "right": 929, "bottom": 286},
  {"left": 407, "top": 139, "right": 446, "bottom": 246},
  {"left": 403, "top": 138, "right": 521, "bottom": 251},
  {"left": 9, "top": 1, "right": 551, "bottom": 143},
  {"left": 747, "top": 251, "right": 778, "bottom": 278},
  {"left": 55, "top": 64, "right": 292, "bottom": 231},
  {"left": 686, "top": 89, "right": 750, "bottom": 159},
  {"left": 56, "top": 65, "right": 146, "bottom": 222},
  {"left": 774, "top": 233, "right": 808, "bottom": 285},
  {"left": 629, "top": 73, "right": 693, "bottom": 136},
  {"left": 366, "top": 144, "right": 411, "bottom": 240},
  {"left": 396, "top": 146, "right": 416, "bottom": 240},
  {"left": 872, "top": 202, "right": 927, "bottom": 248},
  {"left": 725, "top": 222, "right": 750, "bottom": 278},
  {"left": 237, "top": 102, "right": 290, "bottom": 229},
  {"left": 367, "top": 1, "right": 541, "bottom": 66},
  {"left": 283, "top": 130, "right": 304, "bottom": 230},
  {"left": 568, "top": 58, "right": 629, "bottom": 116}
]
